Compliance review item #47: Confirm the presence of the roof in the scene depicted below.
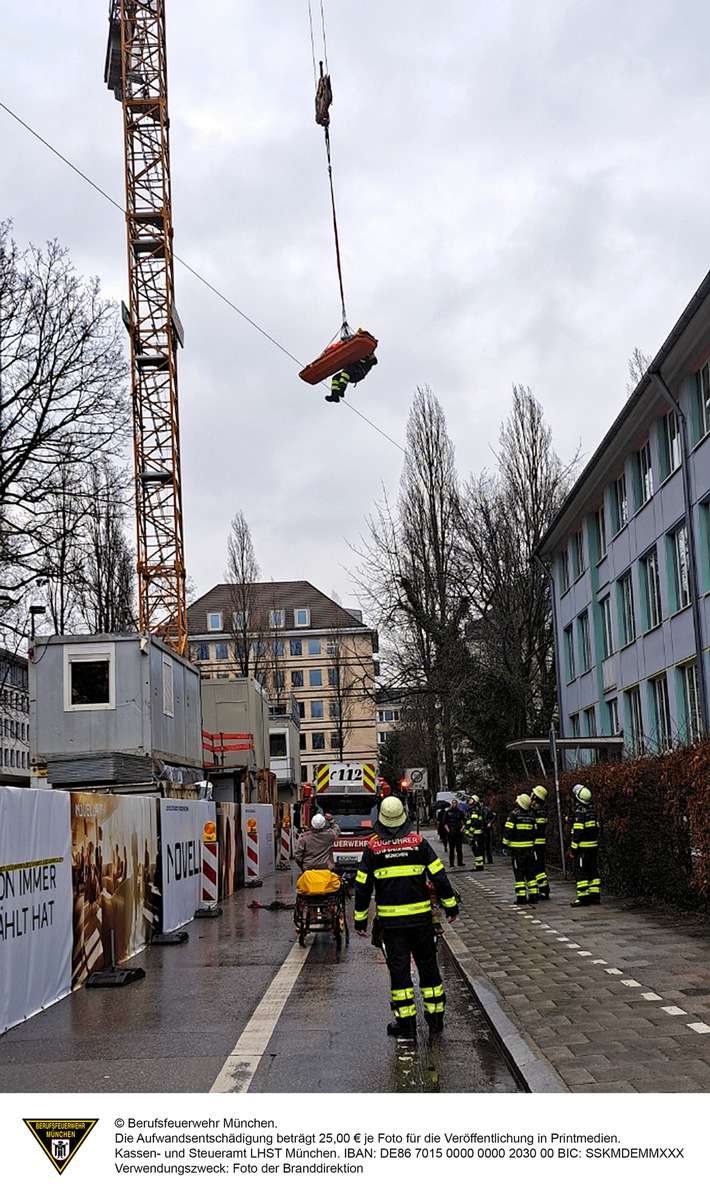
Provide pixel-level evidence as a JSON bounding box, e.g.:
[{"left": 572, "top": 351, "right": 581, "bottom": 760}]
[
  {"left": 187, "top": 580, "right": 374, "bottom": 637},
  {"left": 536, "top": 267, "right": 710, "bottom": 557}
]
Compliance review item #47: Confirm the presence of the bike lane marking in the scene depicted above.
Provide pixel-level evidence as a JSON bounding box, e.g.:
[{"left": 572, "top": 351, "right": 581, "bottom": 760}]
[{"left": 209, "top": 940, "right": 310, "bottom": 1094}]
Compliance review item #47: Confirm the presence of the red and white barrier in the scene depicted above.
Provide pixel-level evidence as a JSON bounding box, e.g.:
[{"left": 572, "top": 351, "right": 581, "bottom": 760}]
[
  {"left": 279, "top": 819, "right": 292, "bottom": 863},
  {"left": 201, "top": 840, "right": 219, "bottom": 906},
  {"left": 246, "top": 817, "right": 260, "bottom": 880}
]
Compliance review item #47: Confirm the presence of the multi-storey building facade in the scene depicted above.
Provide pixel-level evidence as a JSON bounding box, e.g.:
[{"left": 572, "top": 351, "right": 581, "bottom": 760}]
[
  {"left": 187, "top": 581, "right": 378, "bottom": 782},
  {"left": 538, "top": 272, "right": 710, "bottom": 757},
  {"left": 0, "top": 650, "right": 30, "bottom": 785}
]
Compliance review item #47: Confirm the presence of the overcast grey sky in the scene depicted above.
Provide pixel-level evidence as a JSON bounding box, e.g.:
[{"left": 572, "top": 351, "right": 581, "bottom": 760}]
[{"left": 3, "top": 1, "right": 710, "bottom": 616}]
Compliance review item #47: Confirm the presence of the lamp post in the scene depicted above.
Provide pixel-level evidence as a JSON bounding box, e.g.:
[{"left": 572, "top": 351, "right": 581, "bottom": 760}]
[{"left": 29, "top": 605, "right": 46, "bottom": 642}]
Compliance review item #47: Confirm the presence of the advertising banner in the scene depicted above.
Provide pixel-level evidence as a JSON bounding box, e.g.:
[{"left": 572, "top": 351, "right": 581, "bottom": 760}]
[
  {"left": 216, "top": 800, "right": 243, "bottom": 899},
  {"left": 240, "top": 802, "right": 275, "bottom": 883},
  {"left": 70, "top": 792, "right": 160, "bottom": 986},
  {"left": 0, "top": 786, "right": 73, "bottom": 1034},
  {"left": 159, "top": 798, "right": 215, "bottom": 931}
]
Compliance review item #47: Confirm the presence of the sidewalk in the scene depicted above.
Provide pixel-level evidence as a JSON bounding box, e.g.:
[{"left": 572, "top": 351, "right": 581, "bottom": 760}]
[{"left": 433, "top": 837, "right": 710, "bottom": 1093}]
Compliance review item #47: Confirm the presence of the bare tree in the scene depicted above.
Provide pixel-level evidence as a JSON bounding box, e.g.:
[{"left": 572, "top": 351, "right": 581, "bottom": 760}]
[
  {"left": 354, "top": 386, "right": 466, "bottom": 787},
  {"left": 0, "top": 223, "right": 128, "bottom": 639},
  {"left": 327, "top": 593, "right": 377, "bottom": 756},
  {"left": 77, "top": 459, "right": 135, "bottom": 634},
  {"left": 225, "top": 510, "right": 260, "bottom": 676},
  {"left": 626, "top": 346, "right": 651, "bottom": 396}
]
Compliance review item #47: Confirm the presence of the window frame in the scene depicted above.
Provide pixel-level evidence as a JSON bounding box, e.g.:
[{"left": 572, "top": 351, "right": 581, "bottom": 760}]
[
  {"left": 618, "top": 572, "right": 636, "bottom": 646},
  {"left": 640, "top": 545, "right": 662, "bottom": 631},
  {"left": 64, "top": 643, "right": 116, "bottom": 713}
]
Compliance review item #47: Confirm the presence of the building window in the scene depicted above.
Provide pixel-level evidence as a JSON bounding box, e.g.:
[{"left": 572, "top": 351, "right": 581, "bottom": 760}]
[
  {"left": 312, "top": 732, "right": 326, "bottom": 750},
  {"left": 271, "top": 640, "right": 284, "bottom": 657},
  {"left": 309, "top": 669, "right": 323, "bottom": 687},
  {"left": 583, "top": 706, "right": 597, "bottom": 736},
  {"left": 572, "top": 530, "right": 585, "bottom": 579},
  {"left": 294, "top": 608, "right": 310, "bottom": 627},
  {"left": 378, "top": 730, "right": 389, "bottom": 744},
  {"left": 232, "top": 610, "right": 247, "bottom": 629},
  {"left": 162, "top": 656, "right": 174, "bottom": 718},
  {"left": 649, "top": 673, "right": 672, "bottom": 752},
  {"left": 299, "top": 733, "right": 307, "bottom": 751},
  {"left": 563, "top": 624, "right": 576, "bottom": 683},
  {"left": 311, "top": 700, "right": 324, "bottom": 718},
  {"left": 678, "top": 660, "right": 702, "bottom": 743},
  {"left": 330, "top": 732, "right": 342, "bottom": 750},
  {"left": 559, "top": 546, "right": 570, "bottom": 593},
  {"left": 195, "top": 643, "right": 210, "bottom": 661},
  {"left": 270, "top": 732, "right": 288, "bottom": 758},
  {"left": 308, "top": 639, "right": 321, "bottom": 656},
  {"left": 64, "top": 645, "right": 115, "bottom": 711},
  {"left": 298, "top": 702, "right": 305, "bottom": 719},
  {"left": 594, "top": 507, "right": 607, "bottom": 562},
  {"left": 290, "top": 639, "right": 303, "bottom": 656},
  {"left": 618, "top": 573, "right": 636, "bottom": 645},
  {"left": 636, "top": 441, "right": 654, "bottom": 507},
  {"left": 570, "top": 712, "right": 581, "bottom": 737},
  {"left": 606, "top": 697, "right": 620, "bottom": 734},
  {"left": 661, "top": 410, "right": 681, "bottom": 478},
  {"left": 326, "top": 639, "right": 338, "bottom": 656},
  {"left": 273, "top": 670, "right": 285, "bottom": 690},
  {"left": 640, "top": 546, "right": 662, "bottom": 630},
  {"left": 612, "top": 473, "right": 629, "bottom": 533},
  {"left": 329, "top": 701, "right": 341, "bottom": 719},
  {"left": 291, "top": 670, "right": 303, "bottom": 687},
  {"left": 599, "top": 595, "right": 614, "bottom": 659},
  {"left": 207, "top": 612, "right": 223, "bottom": 631},
  {"left": 668, "top": 523, "right": 690, "bottom": 611},
  {"left": 269, "top": 609, "right": 285, "bottom": 628},
  {"left": 625, "top": 685, "right": 644, "bottom": 755},
  {"left": 328, "top": 667, "right": 340, "bottom": 687},
  {"left": 578, "top": 610, "right": 592, "bottom": 674},
  {"left": 695, "top": 360, "right": 710, "bottom": 442},
  {"left": 215, "top": 642, "right": 229, "bottom": 660}
]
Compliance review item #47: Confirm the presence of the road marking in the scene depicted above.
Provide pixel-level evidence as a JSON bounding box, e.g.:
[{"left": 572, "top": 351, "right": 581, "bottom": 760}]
[
  {"left": 567, "top": 943, "right": 581, "bottom": 949},
  {"left": 688, "top": 1022, "right": 710, "bottom": 1034},
  {"left": 621, "top": 979, "right": 642, "bottom": 987},
  {"left": 642, "top": 992, "right": 662, "bottom": 1001},
  {"left": 577, "top": 950, "right": 593, "bottom": 957},
  {"left": 661, "top": 1006, "right": 687, "bottom": 1016},
  {"left": 592, "top": 958, "right": 607, "bottom": 964},
  {"left": 605, "top": 968, "right": 622, "bottom": 975},
  {"left": 210, "top": 940, "right": 310, "bottom": 1093}
]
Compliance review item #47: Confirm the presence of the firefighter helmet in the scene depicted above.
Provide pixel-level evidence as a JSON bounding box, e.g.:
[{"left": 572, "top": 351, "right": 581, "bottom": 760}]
[
  {"left": 532, "top": 785, "right": 548, "bottom": 801},
  {"left": 516, "top": 794, "right": 532, "bottom": 810},
  {"left": 379, "top": 797, "right": 407, "bottom": 828},
  {"left": 572, "top": 785, "right": 592, "bottom": 803},
  {"left": 311, "top": 813, "right": 327, "bottom": 830}
]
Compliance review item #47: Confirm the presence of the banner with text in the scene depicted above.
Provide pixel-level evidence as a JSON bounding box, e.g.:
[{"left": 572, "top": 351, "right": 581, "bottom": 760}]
[
  {"left": 159, "top": 798, "right": 216, "bottom": 931},
  {"left": 0, "top": 786, "right": 73, "bottom": 1034}
]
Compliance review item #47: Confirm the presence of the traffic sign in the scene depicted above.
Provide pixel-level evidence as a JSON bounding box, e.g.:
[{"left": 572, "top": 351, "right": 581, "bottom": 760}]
[{"left": 405, "top": 767, "right": 428, "bottom": 790}]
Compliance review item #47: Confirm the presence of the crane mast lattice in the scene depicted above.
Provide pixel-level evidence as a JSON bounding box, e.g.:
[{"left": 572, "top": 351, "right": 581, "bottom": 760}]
[{"left": 105, "top": 0, "right": 187, "bottom": 656}]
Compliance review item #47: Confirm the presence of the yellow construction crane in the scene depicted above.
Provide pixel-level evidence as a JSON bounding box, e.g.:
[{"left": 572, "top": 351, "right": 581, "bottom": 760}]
[{"left": 104, "top": 0, "right": 188, "bottom": 657}]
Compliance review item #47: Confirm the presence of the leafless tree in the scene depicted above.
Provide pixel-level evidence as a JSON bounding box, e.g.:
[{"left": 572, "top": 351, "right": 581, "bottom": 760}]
[
  {"left": 327, "top": 593, "right": 377, "bottom": 756},
  {"left": 76, "top": 459, "right": 135, "bottom": 634},
  {"left": 0, "top": 223, "right": 128, "bottom": 641},
  {"left": 225, "top": 510, "right": 260, "bottom": 676},
  {"left": 626, "top": 346, "right": 651, "bottom": 396}
]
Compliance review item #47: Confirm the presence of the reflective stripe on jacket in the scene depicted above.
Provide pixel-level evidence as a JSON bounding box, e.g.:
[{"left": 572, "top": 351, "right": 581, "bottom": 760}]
[
  {"left": 502, "top": 808, "right": 536, "bottom": 850},
  {"left": 353, "top": 824, "right": 458, "bottom": 930},
  {"left": 570, "top": 806, "right": 599, "bottom": 851}
]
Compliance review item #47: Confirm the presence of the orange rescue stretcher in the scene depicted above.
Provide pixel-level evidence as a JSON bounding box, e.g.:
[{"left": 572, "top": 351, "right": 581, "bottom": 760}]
[{"left": 299, "top": 329, "right": 378, "bottom": 386}]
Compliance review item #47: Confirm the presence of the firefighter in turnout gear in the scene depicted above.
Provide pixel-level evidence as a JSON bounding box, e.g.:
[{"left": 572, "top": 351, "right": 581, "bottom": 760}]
[
  {"left": 354, "top": 796, "right": 459, "bottom": 1040},
  {"left": 502, "top": 794, "right": 538, "bottom": 904},
  {"left": 530, "top": 785, "right": 550, "bottom": 898},
  {"left": 464, "top": 796, "right": 486, "bottom": 871},
  {"left": 570, "top": 785, "right": 600, "bottom": 906},
  {"left": 326, "top": 350, "right": 377, "bottom": 402}
]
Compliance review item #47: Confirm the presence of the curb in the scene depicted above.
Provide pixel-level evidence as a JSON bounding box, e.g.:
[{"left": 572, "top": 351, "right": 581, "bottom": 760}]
[{"left": 440, "top": 922, "right": 568, "bottom": 1094}]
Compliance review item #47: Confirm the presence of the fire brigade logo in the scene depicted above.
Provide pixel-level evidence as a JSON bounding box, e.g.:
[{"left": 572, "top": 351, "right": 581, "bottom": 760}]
[{"left": 23, "top": 1118, "right": 98, "bottom": 1174}]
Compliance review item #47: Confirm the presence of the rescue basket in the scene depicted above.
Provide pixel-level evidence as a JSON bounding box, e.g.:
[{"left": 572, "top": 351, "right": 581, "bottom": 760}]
[{"left": 299, "top": 330, "right": 378, "bottom": 386}]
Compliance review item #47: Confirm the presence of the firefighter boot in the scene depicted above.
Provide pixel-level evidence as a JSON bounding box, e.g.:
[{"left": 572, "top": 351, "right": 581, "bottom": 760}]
[
  {"left": 570, "top": 897, "right": 590, "bottom": 907},
  {"left": 387, "top": 1017, "right": 417, "bottom": 1040},
  {"left": 425, "top": 1013, "right": 444, "bottom": 1035}
]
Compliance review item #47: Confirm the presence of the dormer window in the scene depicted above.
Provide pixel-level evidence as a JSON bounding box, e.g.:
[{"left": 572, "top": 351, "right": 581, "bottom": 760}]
[
  {"left": 294, "top": 607, "right": 310, "bottom": 627},
  {"left": 269, "top": 609, "right": 285, "bottom": 628},
  {"left": 207, "top": 611, "right": 223, "bottom": 631}
]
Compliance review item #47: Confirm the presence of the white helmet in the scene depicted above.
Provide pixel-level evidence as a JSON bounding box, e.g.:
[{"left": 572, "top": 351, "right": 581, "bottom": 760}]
[{"left": 311, "top": 813, "right": 327, "bottom": 830}]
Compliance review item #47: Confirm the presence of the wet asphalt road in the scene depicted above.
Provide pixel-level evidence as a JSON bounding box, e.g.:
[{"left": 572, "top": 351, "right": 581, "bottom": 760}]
[{"left": 0, "top": 866, "right": 519, "bottom": 1095}]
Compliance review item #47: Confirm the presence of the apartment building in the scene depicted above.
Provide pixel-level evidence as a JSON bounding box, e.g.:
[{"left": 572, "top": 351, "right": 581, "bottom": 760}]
[
  {"left": 0, "top": 650, "right": 30, "bottom": 785},
  {"left": 187, "top": 580, "right": 378, "bottom": 781},
  {"left": 537, "top": 272, "right": 710, "bottom": 757}
]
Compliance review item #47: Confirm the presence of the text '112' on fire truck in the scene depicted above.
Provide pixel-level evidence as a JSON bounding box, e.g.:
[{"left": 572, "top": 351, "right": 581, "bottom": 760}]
[{"left": 308, "top": 761, "right": 382, "bottom": 880}]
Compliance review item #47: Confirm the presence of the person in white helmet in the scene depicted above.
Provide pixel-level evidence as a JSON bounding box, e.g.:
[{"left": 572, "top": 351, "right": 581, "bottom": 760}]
[
  {"left": 353, "top": 796, "right": 458, "bottom": 1040},
  {"left": 294, "top": 812, "right": 341, "bottom": 873}
]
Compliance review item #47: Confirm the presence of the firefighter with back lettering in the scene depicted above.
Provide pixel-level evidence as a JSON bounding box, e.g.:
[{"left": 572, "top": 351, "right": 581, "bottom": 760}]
[
  {"left": 502, "top": 794, "right": 539, "bottom": 904},
  {"left": 354, "top": 795, "right": 458, "bottom": 1040}
]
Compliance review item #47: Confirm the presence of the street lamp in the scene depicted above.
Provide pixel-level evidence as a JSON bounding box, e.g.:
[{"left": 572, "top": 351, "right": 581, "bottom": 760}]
[{"left": 29, "top": 605, "right": 46, "bottom": 641}]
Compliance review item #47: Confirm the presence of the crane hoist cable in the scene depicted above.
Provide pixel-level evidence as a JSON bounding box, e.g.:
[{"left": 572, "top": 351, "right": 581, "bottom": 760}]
[{"left": 303, "top": 1, "right": 378, "bottom": 396}]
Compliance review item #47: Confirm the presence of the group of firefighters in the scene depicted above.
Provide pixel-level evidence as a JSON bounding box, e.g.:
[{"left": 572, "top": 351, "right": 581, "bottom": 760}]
[{"left": 293, "top": 782, "right": 600, "bottom": 1043}]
